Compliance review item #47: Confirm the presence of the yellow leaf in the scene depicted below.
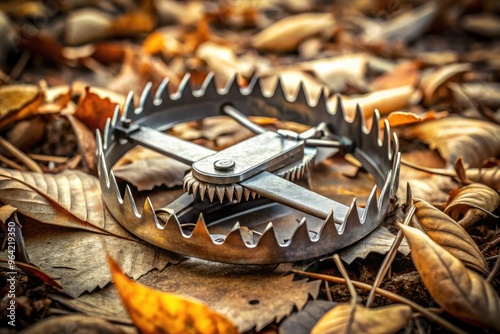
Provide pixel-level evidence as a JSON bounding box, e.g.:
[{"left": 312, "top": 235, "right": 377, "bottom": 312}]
[
  {"left": 445, "top": 183, "right": 499, "bottom": 222},
  {"left": 312, "top": 303, "right": 411, "bottom": 334},
  {"left": 414, "top": 200, "right": 489, "bottom": 275},
  {"left": 400, "top": 224, "right": 500, "bottom": 331},
  {"left": 108, "top": 256, "right": 239, "bottom": 334}
]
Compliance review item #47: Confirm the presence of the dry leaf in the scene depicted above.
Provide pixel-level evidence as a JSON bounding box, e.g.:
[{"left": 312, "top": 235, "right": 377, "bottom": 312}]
[
  {"left": 444, "top": 183, "right": 500, "bottom": 229},
  {"left": 279, "top": 300, "right": 336, "bottom": 334},
  {"left": 461, "top": 82, "right": 500, "bottom": 109},
  {"left": 143, "top": 30, "right": 182, "bottom": 57},
  {"left": 328, "top": 85, "right": 415, "bottom": 121},
  {"left": 108, "top": 256, "right": 239, "bottom": 334},
  {"left": 405, "top": 117, "right": 500, "bottom": 167},
  {"left": 0, "top": 84, "right": 43, "bottom": 130},
  {"left": 371, "top": 61, "right": 420, "bottom": 90},
  {"left": 464, "top": 167, "right": 500, "bottom": 191},
  {"left": 251, "top": 13, "right": 334, "bottom": 53},
  {"left": 18, "top": 315, "right": 126, "bottom": 334},
  {"left": 110, "top": 8, "right": 157, "bottom": 37},
  {"left": 65, "top": 8, "right": 112, "bottom": 45},
  {"left": 0, "top": 259, "right": 62, "bottom": 289},
  {"left": 56, "top": 258, "right": 320, "bottom": 332},
  {"left": 413, "top": 200, "right": 489, "bottom": 275},
  {"left": 0, "top": 168, "right": 110, "bottom": 235},
  {"left": 75, "top": 86, "right": 122, "bottom": 132},
  {"left": 461, "top": 13, "right": 500, "bottom": 38},
  {"left": 420, "top": 63, "right": 471, "bottom": 105},
  {"left": 66, "top": 114, "right": 96, "bottom": 174},
  {"left": 400, "top": 224, "right": 500, "bottom": 331},
  {"left": 113, "top": 146, "right": 190, "bottom": 191},
  {"left": 339, "top": 226, "right": 410, "bottom": 264},
  {"left": 311, "top": 303, "right": 412, "bottom": 334}
]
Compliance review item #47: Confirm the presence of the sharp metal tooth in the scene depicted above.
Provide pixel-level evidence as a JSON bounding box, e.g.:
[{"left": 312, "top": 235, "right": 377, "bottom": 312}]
[
  {"left": 251, "top": 191, "right": 258, "bottom": 199},
  {"left": 294, "top": 81, "right": 308, "bottom": 106},
  {"left": 330, "top": 94, "right": 347, "bottom": 132},
  {"left": 289, "top": 219, "right": 311, "bottom": 246},
  {"left": 123, "top": 185, "right": 139, "bottom": 218},
  {"left": 137, "top": 82, "right": 154, "bottom": 119},
  {"left": 391, "top": 152, "right": 401, "bottom": 197},
  {"left": 111, "top": 105, "right": 120, "bottom": 127},
  {"left": 109, "top": 171, "right": 123, "bottom": 203},
  {"left": 339, "top": 198, "right": 361, "bottom": 235},
  {"left": 225, "top": 185, "right": 234, "bottom": 202},
  {"left": 201, "top": 72, "right": 218, "bottom": 98},
  {"left": 183, "top": 174, "right": 192, "bottom": 191},
  {"left": 155, "top": 206, "right": 184, "bottom": 236},
  {"left": 378, "top": 170, "right": 392, "bottom": 212},
  {"left": 186, "top": 177, "right": 197, "bottom": 194},
  {"left": 97, "top": 146, "right": 109, "bottom": 186},
  {"left": 405, "top": 182, "right": 413, "bottom": 209},
  {"left": 315, "top": 88, "right": 329, "bottom": 114},
  {"left": 317, "top": 210, "right": 340, "bottom": 241},
  {"left": 224, "top": 73, "right": 241, "bottom": 98},
  {"left": 122, "top": 91, "right": 136, "bottom": 121},
  {"left": 382, "top": 119, "right": 391, "bottom": 159},
  {"left": 257, "top": 222, "right": 279, "bottom": 246},
  {"left": 155, "top": 77, "right": 171, "bottom": 102},
  {"left": 96, "top": 130, "right": 103, "bottom": 156},
  {"left": 207, "top": 186, "right": 216, "bottom": 202},
  {"left": 248, "top": 75, "right": 266, "bottom": 98},
  {"left": 363, "top": 185, "right": 379, "bottom": 222},
  {"left": 216, "top": 185, "right": 225, "bottom": 203},
  {"left": 142, "top": 197, "right": 160, "bottom": 227},
  {"left": 391, "top": 132, "right": 399, "bottom": 161},
  {"left": 369, "top": 109, "right": 382, "bottom": 146},
  {"left": 243, "top": 188, "right": 251, "bottom": 201},
  {"left": 190, "top": 213, "right": 213, "bottom": 243},
  {"left": 234, "top": 184, "right": 243, "bottom": 202},
  {"left": 199, "top": 183, "right": 207, "bottom": 201},
  {"left": 178, "top": 73, "right": 194, "bottom": 100},
  {"left": 273, "top": 76, "right": 287, "bottom": 101},
  {"left": 354, "top": 103, "right": 367, "bottom": 135},
  {"left": 192, "top": 181, "right": 200, "bottom": 199},
  {"left": 224, "top": 222, "right": 251, "bottom": 247}
]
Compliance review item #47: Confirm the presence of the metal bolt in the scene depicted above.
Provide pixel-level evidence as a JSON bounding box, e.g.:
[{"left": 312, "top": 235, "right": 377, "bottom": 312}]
[
  {"left": 122, "top": 118, "right": 132, "bottom": 129},
  {"left": 214, "top": 159, "right": 235, "bottom": 171}
]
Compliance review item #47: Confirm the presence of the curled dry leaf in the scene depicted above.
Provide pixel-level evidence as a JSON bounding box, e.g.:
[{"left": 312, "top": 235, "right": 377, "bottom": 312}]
[
  {"left": 75, "top": 86, "right": 123, "bottom": 132},
  {"left": 279, "top": 300, "right": 336, "bottom": 334},
  {"left": 465, "top": 167, "right": 500, "bottom": 191},
  {"left": 413, "top": 200, "right": 489, "bottom": 275},
  {"left": 251, "top": 13, "right": 334, "bottom": 53},
  {"left": 113, "top": 146, "right": 190, "bottom": 191},
  {"left": 0, "top": 84, "right": 43, "bottom": 130},
  {"left": 444, "top": 183, "right": 500, "bottom": 230},
  {"left": 420, "top": 63, "right": 471, "bottom": 105},
  {"left": 328, "top": 85, "right": 415, "bottom": 121},
  {"left": 385, "top": 110, "right": 448, "bottom": 128},
  {"left": 311, "top": 303, "right": 412, "bottom": 334},
  {"left": 405, "top": 117, "right": 500, "bottom": 167},
  {"left": 400, "top": 224, "right": 500, "bottom": 331},
  {"left": 108, "top": 256, "right": 239, "bottom": 334}
]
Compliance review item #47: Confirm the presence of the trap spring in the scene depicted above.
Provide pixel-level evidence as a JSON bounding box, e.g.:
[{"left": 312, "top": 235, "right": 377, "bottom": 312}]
[{"left": 97, "top": 73, "right": 401, "bottom": 264}]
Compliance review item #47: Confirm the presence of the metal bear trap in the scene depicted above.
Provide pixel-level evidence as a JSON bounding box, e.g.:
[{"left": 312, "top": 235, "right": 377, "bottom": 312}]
[{"left": 97, "top": 73, "right": 401, "bottom": 264}]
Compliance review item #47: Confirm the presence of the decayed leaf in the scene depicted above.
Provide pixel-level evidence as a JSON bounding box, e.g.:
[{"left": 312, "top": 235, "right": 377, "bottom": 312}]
[
  {"left": 55, "top": 258, "right": 320, "bottom": 332},
  {"left": 400, "top": 224, "right": 500, "bottom": 331},
  {"left": 406, "top": 117, "right": 500, "bottom": 167},
  {"left": 420, "top": 63, "right": 471, "bottom": 105},
  {"left": 339, "top": 226, "right": 410, "bottom": 264},
  {"left": 75, "top": 86, "right": 123, "bottom": 132},
  {"left": 328, "top": 85, "right": 415, "bottom": 121},
  {"left": 113, "top": 146, "right": 190, "bottom": 191},
  {"left": 0, "top": 168, "right": 111, "bottom": 235},
  {"left": 19, "top": 217, "right": 178, "bottom": 298},
  {"left": 279, "top": 300, "right": 336, "bottom": 334},
  {"left": 251, "top": 13, "right": 334, "bottom": 53},
  {"left": 311, "top": 303, "right": 412, "bottom": 334},
  {"left": 413, "top": 200, "right": 489, "bottom": 275},
  {"left": 0, "top": 84, "right": 44, "bottom": 130},
  {"left": 108, "top": 256, "right": 239, "bottom": 334},
  {"left": 444, "top": 183, "right": 500, "bottom": 229}
]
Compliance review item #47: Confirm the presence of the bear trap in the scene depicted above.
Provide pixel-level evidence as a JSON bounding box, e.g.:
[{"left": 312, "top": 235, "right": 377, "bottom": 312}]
[{"left": 97, "top": 73, "right": 401, "bottom": 264}]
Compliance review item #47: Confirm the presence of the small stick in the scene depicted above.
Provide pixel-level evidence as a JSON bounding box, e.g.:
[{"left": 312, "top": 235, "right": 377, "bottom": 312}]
[
  {"left": 28, "top": 153, "right": 69, "bottom": 164},
  {"left": 0, "top": 137, "right": 42, "bottom": 173},
  {"left": 0, "top": 154, "right": 27, "bottom": 171},
  {"left": 487, "top": 251, "right": 500, "bottom": 283}
]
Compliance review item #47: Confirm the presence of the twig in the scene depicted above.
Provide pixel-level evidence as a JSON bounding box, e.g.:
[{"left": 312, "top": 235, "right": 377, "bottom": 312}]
[
  {"left": 401, "top": 159, "right": 455, "bottom": 178},
  {"left": 487, "top": 251, "right": 500, "bottom": 283},
  {"left": 366, "top": 205, "right": 416, "bottom": 307},
  {"left": 333, "top": 254, "right": 358, "bottom": 305},
  {"left": 10, "top": 50, "right": 31, "bottom": 81},
  {"left": 324, "top": 281, "right": 332, "bottom": 301},
  {"left": 291, "top": 269, "right": 467, "bottom": 334},
  {"left": 28, "top": 153, "right": 69, "bottom": 164},
  {"left": 0, "top": 154, "right": 27, "bottom": 171},
  {"left": 0, "top": 137, "right": 43, "bottom": 173}
]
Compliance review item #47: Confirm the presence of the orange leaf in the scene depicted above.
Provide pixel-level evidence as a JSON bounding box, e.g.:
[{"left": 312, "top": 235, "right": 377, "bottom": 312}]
[
  {"left": 108, "top": 255, "right": 239, "bottom": 334},
  {"left": 75, "top": 87, "right": 120, "bottom": 131},
  {"left": 386, "top": 111, "right": 422, "bottom": 127}
]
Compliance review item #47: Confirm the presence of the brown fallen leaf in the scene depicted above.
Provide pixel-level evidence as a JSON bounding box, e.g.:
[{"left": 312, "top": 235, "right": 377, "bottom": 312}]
[
  {"left": 461, "top": 82, "right": 500, "bottom": 109},
  {"left": 109, "top": 5, "right": 157, "bottom": 38},
  {"left": 463, "top": 167, "right": 500, "bottom": 191},
  {"left": 420, "top": 63, "right": 471, "bottom": 105},
  {"left": 18, "top": 315, "right": 126, "bottom": 334},
  {"left": 328, "top": 85, "right": 415, "bottom": 121},
  {"left": 65, "top": 8, "right": 113, "bottom": 46},
  {"left": 461, "top": 13, "right": 500, "bottom": 38},
  {"left": 0, "top": 84, "right": 44, "bottom": 130},
  {"left": 405, "top": 117, "right": 500, "bottom": 167},
  {"left": 413, "top": 200, "right": 489, "bottom": 275},
  {"left": 55, "top": 258, "right": 320, "bottom": 332},
  {"left": 311, "top": 303, "right": 412, "bottom": 334},
  {"left": 444, "top": 183, "right": 500, "bottom": 230},
  {"left": 0, "top": 168, "right": 110, "bottom": 236},
  {"left": 251, "top": 13, "right": 335, "bottom": 53},
  {"left": 371, "top": 61, "right": 420, "bottom": 90},
  {"left": 0, "top": 259, "right": 62, "bottom": 290},
  {"left": 400, "top": 224, "right": 500, "bottom": 331},
  {"left": 75, "top": 86, "right": 122, "bottom": 132},
  {"left": 66, "top": 114, "right": 96, "bottom": 174},
  {"left": 113, "top": 146, "right": 190, "bottom": 191},
  {"left": 108, "top": 255, "right": 239, "bottom": 334}
]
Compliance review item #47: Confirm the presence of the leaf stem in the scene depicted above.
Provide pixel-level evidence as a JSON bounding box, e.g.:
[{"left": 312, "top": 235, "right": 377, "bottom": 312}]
[{"left": 291, "top": 269, "right": 468, "bottom": 334}]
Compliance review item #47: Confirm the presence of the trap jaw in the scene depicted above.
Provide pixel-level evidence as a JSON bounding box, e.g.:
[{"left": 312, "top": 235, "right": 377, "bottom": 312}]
[{"left": 97, "top": 73, "right": 401, "bottom": 264}]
